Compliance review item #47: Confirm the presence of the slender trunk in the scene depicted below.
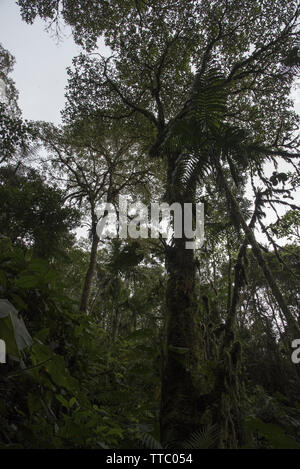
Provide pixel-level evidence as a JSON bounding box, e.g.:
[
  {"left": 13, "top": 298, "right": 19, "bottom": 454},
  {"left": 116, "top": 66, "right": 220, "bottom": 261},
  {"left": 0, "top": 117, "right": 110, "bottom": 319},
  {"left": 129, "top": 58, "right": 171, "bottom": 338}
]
[
  {"left": 79, "top": 216, "right": 99, "bottom": 314},
  {"left": 215, "top": 157, "right": 300, "bottom": 335},
  {"left": 211, "top": 158, "right": 300, "bottom": 447},
  {"left": 213, "top": 239, "right": 247, "bottom": 448}
]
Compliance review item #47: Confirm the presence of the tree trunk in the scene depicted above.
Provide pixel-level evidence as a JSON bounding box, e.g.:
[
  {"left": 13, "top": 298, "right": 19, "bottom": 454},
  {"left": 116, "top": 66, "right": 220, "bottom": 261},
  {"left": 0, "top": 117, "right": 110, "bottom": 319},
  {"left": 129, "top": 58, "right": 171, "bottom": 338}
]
[
  {"left": 160, "top": 153, "right": 202, "bottom": 445},
  {"left": 214, "top": 157, "right": 300, "bottom": 336},
  {"left": 79, "top": 217, "right": 99, "bottom": 314}
]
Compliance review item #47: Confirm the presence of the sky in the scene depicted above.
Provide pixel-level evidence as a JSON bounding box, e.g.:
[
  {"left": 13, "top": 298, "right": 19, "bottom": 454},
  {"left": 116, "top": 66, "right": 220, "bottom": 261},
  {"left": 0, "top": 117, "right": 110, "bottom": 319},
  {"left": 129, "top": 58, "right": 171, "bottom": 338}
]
[
  {"left": 0, "top": 0, "right": 299, "bottom": 244},
  {"left": 0, "top": 0, "right": 84, "bottom": 124}
]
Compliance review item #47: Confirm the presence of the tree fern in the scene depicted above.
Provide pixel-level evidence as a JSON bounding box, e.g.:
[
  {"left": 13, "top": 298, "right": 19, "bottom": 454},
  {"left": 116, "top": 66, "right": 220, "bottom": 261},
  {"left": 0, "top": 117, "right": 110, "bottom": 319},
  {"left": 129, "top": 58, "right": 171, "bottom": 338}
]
[
  {"left": 163, "top": 66, "right": 228, "bottom": 197},
  {"left": 163, "top": 67, "right": 227, "bottom": 156}
]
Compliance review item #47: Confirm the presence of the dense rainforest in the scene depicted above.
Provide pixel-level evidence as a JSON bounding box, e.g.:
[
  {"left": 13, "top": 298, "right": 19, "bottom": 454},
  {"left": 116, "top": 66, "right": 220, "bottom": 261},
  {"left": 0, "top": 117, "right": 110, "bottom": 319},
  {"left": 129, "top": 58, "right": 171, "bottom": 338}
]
[{"left": 0, "top": 0, "right": 300, "bottom": 450}]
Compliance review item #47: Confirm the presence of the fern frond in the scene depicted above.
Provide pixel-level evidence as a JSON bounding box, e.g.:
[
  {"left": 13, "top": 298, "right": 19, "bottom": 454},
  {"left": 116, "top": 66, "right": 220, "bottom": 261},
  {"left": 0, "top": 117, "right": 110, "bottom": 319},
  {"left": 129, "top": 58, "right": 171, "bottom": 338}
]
[
  {"left": 181, "top": 424, "right": 219, "bottom": 449},
  {"left": 162, "top": 67, "right": 227, "bottom": 157},
  {"left": 188, "top": 67, "right": 227, "bottom": 132},
  {"left": 173, "top": 149, "right": 211, "bottom": 196},
  {"left": 137, "top": 432, "right": 163, "bottom": 449}
]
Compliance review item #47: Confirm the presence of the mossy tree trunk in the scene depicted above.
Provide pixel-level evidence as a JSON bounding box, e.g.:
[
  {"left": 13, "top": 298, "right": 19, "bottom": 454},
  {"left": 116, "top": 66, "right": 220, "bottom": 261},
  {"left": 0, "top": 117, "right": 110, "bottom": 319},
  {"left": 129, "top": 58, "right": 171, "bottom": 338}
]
[
  {"left": 79, "top": 212, "right": 99, "bottom": 314},
  {"left": 160, "top": 153, "right": 203, "bottom": 445}
]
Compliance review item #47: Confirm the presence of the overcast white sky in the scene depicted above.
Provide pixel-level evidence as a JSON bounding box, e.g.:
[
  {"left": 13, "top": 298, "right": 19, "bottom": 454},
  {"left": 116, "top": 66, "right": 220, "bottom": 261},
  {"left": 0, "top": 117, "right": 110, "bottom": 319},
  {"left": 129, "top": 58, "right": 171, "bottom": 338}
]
[
  {"left": 0, "top": 0, "right": 299, "bottom": 244},
  {"left": 0, "top": 0, "right": 84, "bottom": 123}
]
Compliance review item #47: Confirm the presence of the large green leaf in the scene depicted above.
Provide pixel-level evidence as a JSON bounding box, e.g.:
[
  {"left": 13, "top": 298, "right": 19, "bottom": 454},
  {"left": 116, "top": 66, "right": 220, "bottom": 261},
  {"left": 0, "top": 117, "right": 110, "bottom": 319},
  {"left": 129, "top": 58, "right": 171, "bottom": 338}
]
[{"left": 0, "top": 299, "right": 32, "bottom": 361}]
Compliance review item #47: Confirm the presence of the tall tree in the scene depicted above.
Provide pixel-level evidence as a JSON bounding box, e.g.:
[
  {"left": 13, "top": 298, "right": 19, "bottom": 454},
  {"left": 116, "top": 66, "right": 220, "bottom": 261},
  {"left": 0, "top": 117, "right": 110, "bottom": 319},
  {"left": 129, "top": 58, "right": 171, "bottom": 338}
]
[
  {"left": 0, "top": 164, "right": 80, "bottom": 258},
  {"left": 18, "top": 0, "right": 300, "bottom": 446},
  {"left": 0, "top": 43, "right": 35, "bottom": 165},
  {"left": 39, "top": 121, "right": 154, "bottom": 313}
]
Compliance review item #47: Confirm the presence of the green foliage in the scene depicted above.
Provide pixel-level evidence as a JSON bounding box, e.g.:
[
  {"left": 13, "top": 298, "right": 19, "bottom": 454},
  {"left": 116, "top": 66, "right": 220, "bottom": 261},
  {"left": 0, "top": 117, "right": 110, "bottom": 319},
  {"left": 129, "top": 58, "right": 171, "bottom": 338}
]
[
  {"left": 245, "top": 417, "right": 300, "bottom": 449},
  {"left": 5, "top": 0, "right": 300, "bottom": 450},
  {"left": 0, "top": 238, "right": 162, "bottom": 448},
  {"left": 0, "top": 165, "right": 80, "bottom": 258},
  {"left": 137, "top": 424, "right": 219, "bottom": 449},
  {"left": 270, "top": 209, "right": 300, "bottom": 240},
  {"left": 0, "top": 43, "right": 37, "bottom": 164},
  {"left": 0, "top": 103, "right": 33, "bottom": 162},
  {"left": 0, "top": 299, "right": 32, "bottom": 360},
  {"left": 181, "top": 424, "right": 219, "bottom": 449}
]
